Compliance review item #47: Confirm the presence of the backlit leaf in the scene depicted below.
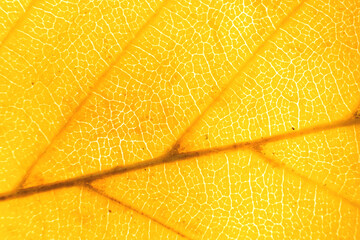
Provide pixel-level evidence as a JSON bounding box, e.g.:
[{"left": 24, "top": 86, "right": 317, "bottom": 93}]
[{"left": 0, "top": 0, "right": 359, "bottom": 239}]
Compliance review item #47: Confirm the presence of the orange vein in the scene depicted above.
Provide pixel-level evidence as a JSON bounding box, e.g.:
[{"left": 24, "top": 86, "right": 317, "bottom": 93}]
[
  {"left": 251, "top": 150, "right": 360, "bottom": 210},
  {"left": 171, "top": 0, "right": 308, "bottom": 150},
  {"left": 86, "top": 184, "right": 193, "bottom": 240},
  {"left": 16, "top": 0, "right": 172, "bottom": 189},
  {"left": 1, "top": 117, "right": 357, "bottom": 201},
  {"left": 0, "top": 0, "right": 38, "bottom": 49}
]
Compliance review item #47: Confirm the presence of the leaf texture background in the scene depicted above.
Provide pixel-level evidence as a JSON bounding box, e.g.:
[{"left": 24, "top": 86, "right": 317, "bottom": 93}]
[{"left": 0, "top": 0, "right": 360, "bottom": 239}]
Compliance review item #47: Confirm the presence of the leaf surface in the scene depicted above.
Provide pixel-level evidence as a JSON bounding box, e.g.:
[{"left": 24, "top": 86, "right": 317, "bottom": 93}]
[{"left": 0, "top": 0, "right": 360, "bottom": 239}]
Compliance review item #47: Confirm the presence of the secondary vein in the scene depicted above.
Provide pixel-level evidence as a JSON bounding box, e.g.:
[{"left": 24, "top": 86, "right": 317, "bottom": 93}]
[
  {"left": 171, "top": 0, "right": 309, "bottom": 150},
  {"left": 0, "top": 0, "right": 38, "bottom": 49},
  {"left": 15, "top": 0, "right": 172, "bottom": 190}
]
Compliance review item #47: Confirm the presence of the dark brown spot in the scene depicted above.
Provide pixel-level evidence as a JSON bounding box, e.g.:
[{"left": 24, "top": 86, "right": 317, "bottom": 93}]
[{"left": 354, "top": 110, "right": 360, "bottom": 119}]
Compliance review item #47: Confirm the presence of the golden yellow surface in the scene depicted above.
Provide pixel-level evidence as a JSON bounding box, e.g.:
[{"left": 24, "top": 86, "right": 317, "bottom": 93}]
[{"left": 0, "top": 0, "right": 359, "bottom": 239}]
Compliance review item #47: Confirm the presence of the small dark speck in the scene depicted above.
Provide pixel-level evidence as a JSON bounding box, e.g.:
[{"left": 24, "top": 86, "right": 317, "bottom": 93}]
[
  {"left": 144, "top": 168, "right": 147, "bottom": 171},
  {"left": 108, "top": 209, "right": 112, "bottom": 213},
  {"left": 354, "top": 111, "right": 360, "bottom": 119},
  {"left": 292, "top": 127, "right": 295, "bottom": 130},
  {"left": 205, "top": 134, "right": 209, "bottom": 140},
  {"left": 31, "top": 82, "right": 34, "bottom": 85}
]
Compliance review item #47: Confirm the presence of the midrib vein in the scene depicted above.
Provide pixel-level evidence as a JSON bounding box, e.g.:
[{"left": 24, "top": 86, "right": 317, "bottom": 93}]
[
  {"left": 1, "top": 118, "right": 358, "bottom": 205},
  {"left": 0, "top": 0, "right": 38, "bottom": 49},
  {"left": 86, "top": 184, "right": 193, "bottom": 240},
  {"left": 15, "top": 0, "right": 172, "bottom": 189}
]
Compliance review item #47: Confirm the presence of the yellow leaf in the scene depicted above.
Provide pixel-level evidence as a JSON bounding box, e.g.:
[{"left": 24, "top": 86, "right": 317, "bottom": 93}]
[{"left": 1, "top": 0, "right": 360, "bottom": 239}]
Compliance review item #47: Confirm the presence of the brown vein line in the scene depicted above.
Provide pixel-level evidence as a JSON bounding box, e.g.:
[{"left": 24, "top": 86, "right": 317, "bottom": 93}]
[
  {"left": 1, "top": 117, "right": 357, "bottom": 201},
  {"left": 171, "top": 0, "right": 308, "bottom": 151},
  {"left": 15, "top": 0, "right": 172, "bottom": 189},
  {"left": 251, "top": 150, "right": 360, "bottom": 210},
  {"left": 0, "top": 0, "right": 37, "bottom": 49},
  {"left": 85, "top": 184, "right": 193, "bottom": 240}
]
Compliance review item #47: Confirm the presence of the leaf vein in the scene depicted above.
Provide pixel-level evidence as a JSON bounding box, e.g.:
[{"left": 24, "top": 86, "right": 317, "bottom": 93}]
[
  {"left": 1, "top": 118, "right": 357, "bottom": 203},
  {"left": 15, "top": 0, "right": 172, "bottom": 190},
  {"left": 86, "top": 184, "right": 193, "bottom": 240},
  {"left": 171, "top": 0, "right": 309, "bottom": 150},
  {"left": 0, "top": 0, "right": 37, "bottom": 49}
]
